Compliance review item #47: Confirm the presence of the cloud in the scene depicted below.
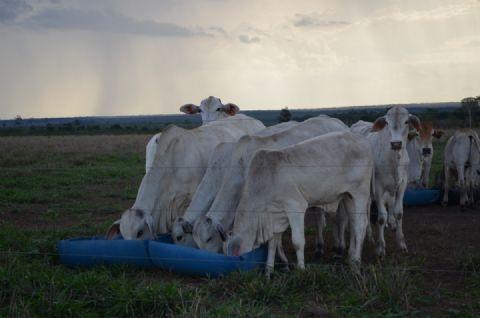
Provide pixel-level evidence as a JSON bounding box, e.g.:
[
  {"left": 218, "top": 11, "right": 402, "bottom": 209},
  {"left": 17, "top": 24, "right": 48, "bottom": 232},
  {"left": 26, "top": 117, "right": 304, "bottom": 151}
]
[
  {"left": 294, "top": 12, "right": 350, "bottom": 28},
  {"left": 238, "top": 34, "right": 260, "bottom": 44},
  {"left": 374, "top": 3, "right": 480, "bottom": 23},
  {"left": 0, "top": 0, "right": 32, "bottom": 22},
  {"left": 19, "top": 7, "right": 210, "bottom": 37},
  {"left": 209, "top": 26, "right": 228, "bottom": 37}
]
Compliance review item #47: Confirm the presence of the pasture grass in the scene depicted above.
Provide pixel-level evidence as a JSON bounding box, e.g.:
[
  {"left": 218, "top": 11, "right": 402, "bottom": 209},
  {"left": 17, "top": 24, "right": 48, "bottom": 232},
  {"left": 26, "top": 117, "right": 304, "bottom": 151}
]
[{"left": 1, "top": 134, "right": 479, "bottom": 317}]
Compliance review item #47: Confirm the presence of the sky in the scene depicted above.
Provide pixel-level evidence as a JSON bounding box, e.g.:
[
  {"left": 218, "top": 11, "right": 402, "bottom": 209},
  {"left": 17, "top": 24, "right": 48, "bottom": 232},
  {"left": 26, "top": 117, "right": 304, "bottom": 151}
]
[{"left": 0, "top": 0, "right": 479, "bottom": 118}]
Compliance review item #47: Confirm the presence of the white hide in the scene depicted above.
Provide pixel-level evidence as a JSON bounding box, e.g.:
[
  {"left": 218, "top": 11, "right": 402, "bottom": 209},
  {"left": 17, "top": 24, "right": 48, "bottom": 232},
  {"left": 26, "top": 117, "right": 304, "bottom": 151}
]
[
  {"left": 172, "top": 121, "right": 299, "bottom": 247},
  {"left": 442, "top": 129, "right": 480, "bottom": 209},
  {"left": 107, "top": 114, "right": 265, "bottom": 240},
  {"left": 226, "top": 131, "right": 374, "bottom": 274},
  {"left": 193, "top": 115, "right": 348, "bottom": 253},
  {"left": 145, "top": 96, "right": 240, "bottom": 173},
  {"left": 351, "top": 106, "right": 421, "bottom": 256}
]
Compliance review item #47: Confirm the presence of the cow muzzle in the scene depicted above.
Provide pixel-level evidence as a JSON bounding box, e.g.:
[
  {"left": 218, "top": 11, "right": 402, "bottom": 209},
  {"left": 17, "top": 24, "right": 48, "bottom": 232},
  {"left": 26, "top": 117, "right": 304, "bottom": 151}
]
[
  {"left": 422, "top": 148, "right": 432, "bottom": 157},
  {"left": 390, "top": 141, "right": 402, "bottom": 150}
]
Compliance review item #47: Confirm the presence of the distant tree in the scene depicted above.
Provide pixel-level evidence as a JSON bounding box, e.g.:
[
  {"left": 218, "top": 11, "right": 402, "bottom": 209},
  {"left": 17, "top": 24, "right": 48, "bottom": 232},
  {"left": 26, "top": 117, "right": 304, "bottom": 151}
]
[
  {"left": 461, "top": 96, "right": 479, "bottom": 128},
  {"left": 278, "top": 107, "right": 292, "bottom": 123},
  {"left": 14, "top": 115, "right": 22, "bottom": 125},
  {"left": 110, "top": 124, "right": 122, "bottom": 130}
]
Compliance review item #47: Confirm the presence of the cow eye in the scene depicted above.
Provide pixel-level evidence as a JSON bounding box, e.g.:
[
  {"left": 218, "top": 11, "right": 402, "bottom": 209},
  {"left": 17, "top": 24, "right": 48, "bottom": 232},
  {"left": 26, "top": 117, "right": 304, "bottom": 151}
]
[
  {"left": 206, "top": 237, "right": 212, "bottom": 243},
  {"left": 137, "top": 230, "right": 144, "bottom": 238},
  {"left": 216, "top": 108, "right": 221, "bottom": 111}
]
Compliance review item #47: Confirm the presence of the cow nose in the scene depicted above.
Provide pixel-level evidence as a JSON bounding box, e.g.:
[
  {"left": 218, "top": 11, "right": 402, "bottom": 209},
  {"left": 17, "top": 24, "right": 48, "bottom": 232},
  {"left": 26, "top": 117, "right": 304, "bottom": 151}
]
[
  {"left": 422, "top": 148, "right": 432, "bottom": 156},
  {"left": 176, "top": 235, "right": 182, "bottom": 242},
  {"left": 390, "top": 141, "right": 402, "bottom": 150}
]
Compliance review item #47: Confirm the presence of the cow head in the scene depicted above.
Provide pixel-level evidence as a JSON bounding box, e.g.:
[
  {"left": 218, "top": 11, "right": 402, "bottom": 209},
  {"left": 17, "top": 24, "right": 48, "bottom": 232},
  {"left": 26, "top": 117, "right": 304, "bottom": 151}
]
[
  {"left": 106, "top": 209, "right": 156, "bottom": 240},
  {"left": 192, "top": 216, "right": 226, "bottom": 253},
  {"left": 372, "top": 106, "right": 421, "bottom": 151},
  {"left": 225, "top": 233, "right": 243, "bottom": 256},
  {"left": 180, "top": 96, "right": 240, "bottom": 123},
  {"left": 413, "top": 122, "right": 444, "bottom": 158},
  {"left": 171, "top": 217, "right": 197, "bottom": 247}
]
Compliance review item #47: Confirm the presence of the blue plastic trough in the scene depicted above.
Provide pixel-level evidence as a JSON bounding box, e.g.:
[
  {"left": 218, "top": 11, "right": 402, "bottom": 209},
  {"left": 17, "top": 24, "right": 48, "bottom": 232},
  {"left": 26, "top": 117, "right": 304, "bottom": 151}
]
[
  {"left": 57, "top": 234, "right": 171, "bottom": 268},
  {"left": 58, "top": 234, "right": 267, "bottom": 277},
  {"left": 403, "top": 188, "right": 441, "bottom": 206},
  {"left": 149, "top": 240, "right": 267, "bottom": 278}
]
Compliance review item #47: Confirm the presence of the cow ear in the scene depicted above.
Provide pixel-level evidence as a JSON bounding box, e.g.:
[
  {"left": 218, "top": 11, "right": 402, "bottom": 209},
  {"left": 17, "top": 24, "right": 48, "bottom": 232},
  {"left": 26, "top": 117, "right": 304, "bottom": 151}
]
[
  {"left": 216, "top": 223, "right": 227, "bottom": 241},
  {"left": 407, "top": 131, "right": 418, "bottom": 141},
  {"left": 371, "top": 117, "right": 387, "bottom": 132},
  {"left": 181, "top": 220, "right": 193, "bottom": 234},
  {"left": 432, "top": 130, "right": 444, "bottom": 139},
  {"left": 408, "top": 115, "right": 421, "bottom": 131},
  {"left": 106, "top": 220, "right": 121, "bottom": 240},
  {"left": 221, "top": 103, "right": 240, "bottom": 116},
  {"left": 180, "top": 104, "right": 201, "bottom": 114}
]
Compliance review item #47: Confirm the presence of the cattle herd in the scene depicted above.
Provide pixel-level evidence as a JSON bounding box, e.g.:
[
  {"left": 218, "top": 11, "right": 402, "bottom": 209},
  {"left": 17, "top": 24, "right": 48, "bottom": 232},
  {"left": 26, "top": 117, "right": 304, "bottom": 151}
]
[{"left": 106, "top": 96, "right": 480, "bottom": 275}]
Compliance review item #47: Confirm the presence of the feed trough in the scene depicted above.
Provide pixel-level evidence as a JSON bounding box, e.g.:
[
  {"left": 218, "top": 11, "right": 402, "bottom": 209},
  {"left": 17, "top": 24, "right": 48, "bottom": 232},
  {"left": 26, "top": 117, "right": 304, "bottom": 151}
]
[
  {"left": 148, "top": 240, "right": 267, "bottom": 278},
  {"left": 403, "top": 188, "right": 441, "bottom": 206},
  {"left": 57, "top": 235, "right": 267, "bottom": 277}
]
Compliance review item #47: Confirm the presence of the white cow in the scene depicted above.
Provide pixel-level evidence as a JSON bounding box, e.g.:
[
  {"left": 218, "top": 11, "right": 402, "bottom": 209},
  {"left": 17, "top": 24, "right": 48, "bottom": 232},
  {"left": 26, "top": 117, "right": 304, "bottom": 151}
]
[
  {"left": 442, "top": 129, "right": 480, "bottom": 209},
  {"left": 145, "top": 96, "right": 240, "bottom": 173},
  {"left": 106, "top": 114, "right": 265, "bottom": 240},
  {"left": 172, "top": 121, "right": 298, "bottom": 247},
  {"left": 406, "top": 122, "right": 444, "bottom": 188},
  {"left": 225, "top": 131, "right": 374, "bottom": 275},
  {"left": 192, "top": 116, "right": 348, "bottom": 253},
  {"left": 351, "top": 106, "right": 421, "bottom": 256}
]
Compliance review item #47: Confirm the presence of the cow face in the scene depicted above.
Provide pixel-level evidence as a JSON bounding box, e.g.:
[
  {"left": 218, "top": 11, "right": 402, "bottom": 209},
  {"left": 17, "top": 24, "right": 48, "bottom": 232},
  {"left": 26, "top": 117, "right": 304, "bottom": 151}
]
[
  {"left": 225, "top": 234, "right": 242, "bottom": 256},
  {"left": 106, "top": 209, "right": 155, "bottom": 240},
  {"left": 192, "top": 216, "right": 226, "bottom": 253},
  {"left": 171, "top": 217, "right": 197, "bottom": 247},
  {"left": 372, "top": 106, "right": 421, "bottom": 151},
  {"left": 180, "top": 96, "right": 240, "bottom": 123},
  {"left": 414, "top": 123, "right": 444, "bottom": 158}
]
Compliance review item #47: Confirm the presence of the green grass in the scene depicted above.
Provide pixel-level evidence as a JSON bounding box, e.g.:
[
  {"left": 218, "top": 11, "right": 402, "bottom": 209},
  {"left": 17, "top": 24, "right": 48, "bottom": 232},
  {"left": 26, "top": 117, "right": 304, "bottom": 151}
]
[{"left": 1, "top": 134, "right": 479, "bottom": 317}]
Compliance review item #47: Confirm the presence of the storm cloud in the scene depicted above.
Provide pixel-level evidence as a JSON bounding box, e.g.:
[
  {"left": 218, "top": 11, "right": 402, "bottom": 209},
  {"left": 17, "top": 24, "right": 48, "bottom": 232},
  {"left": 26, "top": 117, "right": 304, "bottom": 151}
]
[
  {"left": 22, "top": 7, "right": 209, "bottom": 37},
  {"left": 0, "top": 0, "right": 32, "bottom": 22},
  {"left": 294, "top": 12, "right": 350, "bottom": 28}
]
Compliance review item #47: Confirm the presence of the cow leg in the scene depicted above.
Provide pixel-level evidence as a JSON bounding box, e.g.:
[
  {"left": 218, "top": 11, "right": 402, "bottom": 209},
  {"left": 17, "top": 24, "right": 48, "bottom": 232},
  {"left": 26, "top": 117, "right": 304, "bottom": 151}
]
[
  {"left": 312, "top": 207, "right": 326, "bottom": 258},
  {"left": 466, "top": 167, "right": 474, "bottom": 207},
  {"left": 333, "top": 201, "right": 348, "bottom": 257},
  {"left": 275, "top": 233, "right": 290, "bottom": 271},
  {"left": 286, "top": 201, "right": 308, "bottom": 270},
  {"left": 345, "top": 194, "right": 368, "bottom": 265},
  {"left": 442, "top": 165, "right": 450, "bottom": 207},
  {"left": 375, "top": 198, "right": 388, "bottom": 257},
  {"left": 457, "top": 164, "right": 467, "bottom": 211},
  {"left": 366, "top": 197, "right": 375, "bottom": 245},
  {"left": 265, "top": 234, "right": 279, "bottom": 278},
  {"left": 394, "top": 183, "right": 408, "bottom": 253}
]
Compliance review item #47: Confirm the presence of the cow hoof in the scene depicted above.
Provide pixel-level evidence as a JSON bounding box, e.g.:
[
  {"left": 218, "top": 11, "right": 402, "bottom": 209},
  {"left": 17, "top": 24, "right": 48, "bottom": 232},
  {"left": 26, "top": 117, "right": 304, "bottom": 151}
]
[
  {"left": 398, "top": 244, "right": 408, "bottom": 254},
  {"left": 460, "top": 205, "right": 466, "bottom": 212},
  {"left": 314, "top": 248, "right": 324, "bottom": 259},
  {"left": 376, "top": 246, "right": 386, "bottom": 258},
  {"left": 441, "top": 201, "right": 448, "bottom": 207},
  {"left": 278, "top": 264, "right": 290, "bottom": 273},
  {"left": 265, "top": 265, "right": 273, "bottom": 279},
  {"left": 333, "top": 246, "right": 345, "bottom": 257}
]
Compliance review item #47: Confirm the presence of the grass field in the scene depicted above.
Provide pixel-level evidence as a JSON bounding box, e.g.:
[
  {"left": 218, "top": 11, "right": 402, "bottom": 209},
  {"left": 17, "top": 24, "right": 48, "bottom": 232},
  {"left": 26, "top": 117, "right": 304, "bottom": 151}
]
[{"left": 1, "top": 134, "right": 479, "bottom": 317}]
